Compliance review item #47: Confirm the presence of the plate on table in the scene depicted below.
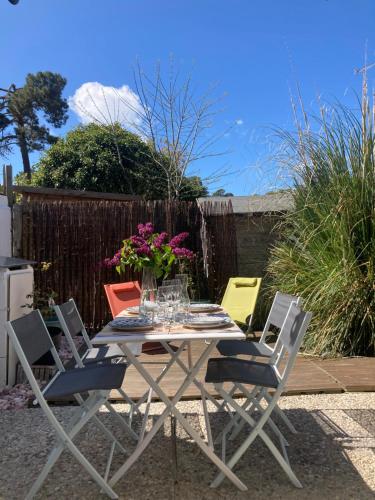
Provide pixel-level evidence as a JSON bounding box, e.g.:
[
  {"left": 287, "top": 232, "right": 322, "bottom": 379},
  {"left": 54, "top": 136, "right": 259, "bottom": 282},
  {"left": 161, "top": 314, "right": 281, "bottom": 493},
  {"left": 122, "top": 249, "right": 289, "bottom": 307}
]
[
  {"left": 108, "top": 317, "right": 153, "bottom": 331},
  {"left": 185, "top": 316, "right": 232, "bottom": 329},
  {"left": 190, "top": 303, "right": 222, "bottom": 313},
  {"left": 126, "top": 305, "right": 140, "bottom": 315}
]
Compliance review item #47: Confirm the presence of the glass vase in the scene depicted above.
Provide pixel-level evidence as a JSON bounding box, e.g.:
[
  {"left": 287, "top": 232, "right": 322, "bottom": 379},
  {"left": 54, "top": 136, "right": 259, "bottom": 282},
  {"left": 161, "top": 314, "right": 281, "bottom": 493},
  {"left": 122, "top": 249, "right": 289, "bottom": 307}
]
[{"left": 139, "top": 267, "right": 158, "bottom": 321}]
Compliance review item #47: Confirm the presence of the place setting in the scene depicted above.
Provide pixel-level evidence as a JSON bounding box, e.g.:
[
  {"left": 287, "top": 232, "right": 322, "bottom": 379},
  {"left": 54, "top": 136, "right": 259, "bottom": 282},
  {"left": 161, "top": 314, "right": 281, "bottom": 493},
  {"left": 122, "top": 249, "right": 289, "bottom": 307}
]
[
  {"left": 189, "top": 303, "right": 223, "bottom": 313},
  {"left": 113, "top": 274, "right": 233, "bottom": 333},
  {"left": 108, "top": 317, "right": 154, "bottom": 332},
  {"left": 183, "top": 315, "right": 233, "bottom": 330},
  {"left": 126, "top": 305, "right": 140, "bottom": 315}
]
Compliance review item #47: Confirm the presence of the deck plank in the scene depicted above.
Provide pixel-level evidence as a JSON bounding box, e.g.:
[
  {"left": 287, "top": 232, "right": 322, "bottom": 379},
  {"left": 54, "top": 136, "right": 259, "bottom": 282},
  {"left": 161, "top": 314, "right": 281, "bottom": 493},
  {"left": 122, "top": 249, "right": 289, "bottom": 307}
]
[
  {"left": 110, "top": 341, "right": 374, "bottom": 401},
  {"left": 312, "top": 358, "right": 375, "bottom": 392}
]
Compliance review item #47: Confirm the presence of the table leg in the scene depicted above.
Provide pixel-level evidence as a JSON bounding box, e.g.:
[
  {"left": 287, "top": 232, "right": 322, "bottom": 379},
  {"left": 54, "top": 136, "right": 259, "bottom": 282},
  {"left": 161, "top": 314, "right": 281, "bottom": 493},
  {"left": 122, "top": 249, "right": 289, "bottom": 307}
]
[
  {"left": 125, "top": 340, "right": 188, "bottom": 410},
  {"left": 109, "top": 340, "right": 247, "bottom": 492},
  {"left": 187, "top": 341, "right": 193, "bottom": 369},
  {"left": 161, "top": 341, "right": 223, "bottom": 410}
]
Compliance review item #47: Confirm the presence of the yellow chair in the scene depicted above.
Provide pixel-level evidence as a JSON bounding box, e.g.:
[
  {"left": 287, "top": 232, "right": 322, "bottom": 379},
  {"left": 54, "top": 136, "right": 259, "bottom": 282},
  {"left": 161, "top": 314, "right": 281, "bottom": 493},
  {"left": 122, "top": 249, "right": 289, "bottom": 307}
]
[{"left": 221, "top": 277, "right": 262, "bottom": 329}]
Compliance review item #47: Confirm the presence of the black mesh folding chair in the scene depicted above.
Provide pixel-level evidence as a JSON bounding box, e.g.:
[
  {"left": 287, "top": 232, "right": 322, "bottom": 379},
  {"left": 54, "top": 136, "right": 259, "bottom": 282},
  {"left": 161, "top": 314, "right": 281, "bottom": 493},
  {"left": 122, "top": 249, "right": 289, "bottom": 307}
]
[
  {"left": 217, "top": 291, "right": 301, "bottom": 358},
  {"left": 215, "top": 291, "right": 301, "bottom": 434},
  {"left": 204, "top": 303, "right": 312, "bottom": 490},
  {"left": 6, "top": 310, "right": 130, "bottom": 499},
  {"left": 54, "top": 298, "right": 140, "bottom": 428},
  {"left": 54, "top": 299, "right": 125, "bottom": 365}
]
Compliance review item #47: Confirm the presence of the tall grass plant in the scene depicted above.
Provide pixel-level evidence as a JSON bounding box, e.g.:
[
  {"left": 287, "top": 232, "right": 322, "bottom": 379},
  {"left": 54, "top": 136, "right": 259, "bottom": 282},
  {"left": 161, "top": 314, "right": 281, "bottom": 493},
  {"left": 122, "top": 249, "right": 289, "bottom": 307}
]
[{"left": 268, "top": 81, "right": 375, "bottom": 356}]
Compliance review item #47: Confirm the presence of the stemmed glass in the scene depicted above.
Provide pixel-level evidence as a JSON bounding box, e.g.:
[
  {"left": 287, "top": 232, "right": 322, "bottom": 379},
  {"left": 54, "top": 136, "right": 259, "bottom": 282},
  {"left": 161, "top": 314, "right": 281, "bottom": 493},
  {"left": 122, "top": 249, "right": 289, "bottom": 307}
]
[
  {"left": 165, "top": 274, "right": 190, "bottom": 321},
  {"left": 162, "top": 278, "right": 182, "bottom": 289},
  {"left": 162, "top": 279, "right": 184, "bottom": 322},
  {"left": 175, "top": 274, "right": 189, "bottom": 300},
  {"left": 156, "top": 285, "right": 175, "bottom": 330}
]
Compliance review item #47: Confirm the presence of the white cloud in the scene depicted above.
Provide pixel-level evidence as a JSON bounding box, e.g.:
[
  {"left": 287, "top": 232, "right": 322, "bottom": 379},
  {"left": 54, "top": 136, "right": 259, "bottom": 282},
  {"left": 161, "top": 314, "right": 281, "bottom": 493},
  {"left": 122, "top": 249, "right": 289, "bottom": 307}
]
[
  {"left": 235, "top": 119, "right": 244, "bottom": 126},
  {"left": 68, "top": 82, "right": 143, "bottom": 130}
]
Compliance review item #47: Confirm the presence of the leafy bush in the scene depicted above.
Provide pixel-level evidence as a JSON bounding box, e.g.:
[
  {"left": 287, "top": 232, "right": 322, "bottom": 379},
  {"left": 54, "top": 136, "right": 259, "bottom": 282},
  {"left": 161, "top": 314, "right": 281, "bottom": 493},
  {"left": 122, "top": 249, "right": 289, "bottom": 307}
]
[
  {"left": 18, "top": 123, "right": 208, "bottom": 200},
  {"left": 268, "top": 90, "right": 375, "bottom": 357}
]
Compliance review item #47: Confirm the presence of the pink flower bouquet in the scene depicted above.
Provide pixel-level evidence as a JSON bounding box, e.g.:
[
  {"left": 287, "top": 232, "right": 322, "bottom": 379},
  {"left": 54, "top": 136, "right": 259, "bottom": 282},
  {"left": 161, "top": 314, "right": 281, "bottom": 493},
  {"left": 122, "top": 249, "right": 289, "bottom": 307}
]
[{"left": 104, "top": 222, "right": 194, "bottom": 278}]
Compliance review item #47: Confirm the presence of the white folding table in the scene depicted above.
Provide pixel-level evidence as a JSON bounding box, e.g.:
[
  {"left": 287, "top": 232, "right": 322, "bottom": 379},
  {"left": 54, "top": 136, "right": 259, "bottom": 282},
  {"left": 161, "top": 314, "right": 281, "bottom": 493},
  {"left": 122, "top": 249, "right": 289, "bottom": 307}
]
[{"left": 93, "top": 317, "right": 248, "bottom": 491}]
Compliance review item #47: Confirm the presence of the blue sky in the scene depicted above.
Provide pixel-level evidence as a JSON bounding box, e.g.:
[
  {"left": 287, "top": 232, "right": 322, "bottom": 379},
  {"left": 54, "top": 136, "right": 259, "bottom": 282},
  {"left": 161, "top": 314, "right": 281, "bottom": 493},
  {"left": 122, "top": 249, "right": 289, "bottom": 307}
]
[{"left": 1, "top": 0, "right": 375, "bottom": 194}]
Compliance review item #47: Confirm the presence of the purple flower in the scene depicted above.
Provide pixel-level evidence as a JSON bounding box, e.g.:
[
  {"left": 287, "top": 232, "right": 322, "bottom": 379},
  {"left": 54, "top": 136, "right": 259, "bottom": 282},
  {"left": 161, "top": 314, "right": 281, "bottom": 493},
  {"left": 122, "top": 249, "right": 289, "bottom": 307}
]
[
  {"left": 172, "top": 247, "right": 194, "bottom": 260},
  {"left": 135, "top": 244, "right": 152, "bottom": 257},
  {"left": 137, "top": 222, "right": 154, "bottom": 238},
  {"left": 102, "top": 250, "right": 121, "bottom": 268},
  {"left": 111, "top": 251, "right": 121, "bottom": 266},
  {"left": 153, "top": 232, "right": 168, "bottom": 249},
  {"left": 168, "top": 232, "right": 189, "bottom": 248},
  {"left": 130, "top": 235, "right": 146, "bottom": 247}
]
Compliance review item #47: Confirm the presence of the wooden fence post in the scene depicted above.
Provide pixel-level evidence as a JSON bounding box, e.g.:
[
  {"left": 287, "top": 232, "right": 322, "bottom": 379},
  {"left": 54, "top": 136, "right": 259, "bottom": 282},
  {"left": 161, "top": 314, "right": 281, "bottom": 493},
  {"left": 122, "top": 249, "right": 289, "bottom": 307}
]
[
  {"left": 3, "top": 164, "right": 13, "bottom": 207},
  {"left": 12, "top": 204, "right": 23, "bottom": 258}
]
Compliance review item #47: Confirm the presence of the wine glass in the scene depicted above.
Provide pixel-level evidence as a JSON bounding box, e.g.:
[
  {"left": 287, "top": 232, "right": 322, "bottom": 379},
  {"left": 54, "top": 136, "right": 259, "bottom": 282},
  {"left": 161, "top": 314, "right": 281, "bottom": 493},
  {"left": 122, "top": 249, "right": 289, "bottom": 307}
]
[
  {"left": 162, "top": 278, "right": 182, "bottom": 290},
  {"left": 156, "top": 285, "right": 174, "bottom": 329},
  {"left": 168, "top": 284, "right": 182, "bottom": 320},
  {"left": 175, "top": 274, "right": 191, "bottom": 322}
]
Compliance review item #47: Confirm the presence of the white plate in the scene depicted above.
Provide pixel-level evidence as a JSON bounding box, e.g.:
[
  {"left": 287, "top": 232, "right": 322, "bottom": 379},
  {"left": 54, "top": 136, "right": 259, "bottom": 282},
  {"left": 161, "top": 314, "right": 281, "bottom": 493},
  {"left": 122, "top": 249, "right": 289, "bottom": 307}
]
[
  {"left": 190, "top": 303, "right": 222, "bottom": 313},
  {"left": 126, "top": 305, "right": 140, "bottom": 315},
  {"left": 109, "top": 317, "right": 153, "bottom": 331},
  {"left": 185, "top": 317, "right": 232, "bottom": 329}
]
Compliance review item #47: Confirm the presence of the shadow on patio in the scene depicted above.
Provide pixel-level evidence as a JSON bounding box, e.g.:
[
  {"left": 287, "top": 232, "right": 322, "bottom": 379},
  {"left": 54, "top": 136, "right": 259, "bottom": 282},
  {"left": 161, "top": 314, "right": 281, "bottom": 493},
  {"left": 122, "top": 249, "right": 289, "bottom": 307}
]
[{"left": 0, "top": 394, "right": 374, "bottom": 499}]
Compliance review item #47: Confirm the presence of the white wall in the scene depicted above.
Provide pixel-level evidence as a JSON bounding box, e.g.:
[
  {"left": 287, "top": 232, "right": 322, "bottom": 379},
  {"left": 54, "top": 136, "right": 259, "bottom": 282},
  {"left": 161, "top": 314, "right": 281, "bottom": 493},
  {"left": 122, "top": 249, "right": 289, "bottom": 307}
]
[{"left": 0, "top": 195, "right": 11, "bottom": 257}]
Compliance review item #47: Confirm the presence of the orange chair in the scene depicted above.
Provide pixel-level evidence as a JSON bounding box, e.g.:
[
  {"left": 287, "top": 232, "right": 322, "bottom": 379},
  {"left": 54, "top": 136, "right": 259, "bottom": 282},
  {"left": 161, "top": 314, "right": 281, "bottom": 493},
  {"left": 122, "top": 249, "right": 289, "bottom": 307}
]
[
  {"left": 104, "top": 281, "right": 141, "bottom": 318},
  {"left": 104, "top": 281, "right": 165, "bottom": 354}
]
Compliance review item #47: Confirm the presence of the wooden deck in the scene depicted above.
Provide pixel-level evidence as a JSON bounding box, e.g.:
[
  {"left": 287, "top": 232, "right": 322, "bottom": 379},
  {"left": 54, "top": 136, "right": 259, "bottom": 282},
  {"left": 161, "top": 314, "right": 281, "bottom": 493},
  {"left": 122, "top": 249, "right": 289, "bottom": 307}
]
[{"left": 110, "top": 340, "right": 375, "bottom": 401}]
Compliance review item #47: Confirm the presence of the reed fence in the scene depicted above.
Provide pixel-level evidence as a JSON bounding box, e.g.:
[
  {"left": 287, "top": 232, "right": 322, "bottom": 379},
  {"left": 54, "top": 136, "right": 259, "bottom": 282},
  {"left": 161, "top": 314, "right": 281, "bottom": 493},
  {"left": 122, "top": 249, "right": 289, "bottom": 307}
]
[{"left": 18, "top": 197, "right": 237, "bottom": 330}]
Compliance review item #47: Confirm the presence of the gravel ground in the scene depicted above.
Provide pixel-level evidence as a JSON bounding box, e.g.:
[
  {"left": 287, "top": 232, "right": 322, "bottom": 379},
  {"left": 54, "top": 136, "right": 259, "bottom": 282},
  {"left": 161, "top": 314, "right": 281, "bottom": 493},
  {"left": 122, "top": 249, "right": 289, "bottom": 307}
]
[{"left": 0, "top": 392, "right": 374, "bottom": 500}]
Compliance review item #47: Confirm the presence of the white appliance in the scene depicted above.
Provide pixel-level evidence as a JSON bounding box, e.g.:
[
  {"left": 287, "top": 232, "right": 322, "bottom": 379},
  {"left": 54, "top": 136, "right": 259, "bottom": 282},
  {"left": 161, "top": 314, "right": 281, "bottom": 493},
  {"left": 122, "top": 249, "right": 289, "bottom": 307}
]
[{"left": 0, "top": 257, "right": 35, "bottom": 387}]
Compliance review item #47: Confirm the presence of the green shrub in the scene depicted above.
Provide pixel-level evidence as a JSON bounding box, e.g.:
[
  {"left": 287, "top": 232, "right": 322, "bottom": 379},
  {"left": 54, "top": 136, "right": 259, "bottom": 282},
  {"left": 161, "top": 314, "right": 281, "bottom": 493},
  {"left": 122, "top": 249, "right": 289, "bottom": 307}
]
[
  {"left": 268, "top": 89, "right": 375, "bottom": 357},
  {"left": 16, "top": 123, "right": 208, "bottom": 200}
]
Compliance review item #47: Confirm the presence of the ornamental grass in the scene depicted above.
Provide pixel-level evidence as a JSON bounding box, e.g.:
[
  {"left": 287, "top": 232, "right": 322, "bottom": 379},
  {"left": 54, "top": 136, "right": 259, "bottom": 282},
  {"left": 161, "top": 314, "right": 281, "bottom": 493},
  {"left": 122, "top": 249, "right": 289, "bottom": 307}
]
[{"left": 267, "top": 80, "right": 375, "bottom": 356}]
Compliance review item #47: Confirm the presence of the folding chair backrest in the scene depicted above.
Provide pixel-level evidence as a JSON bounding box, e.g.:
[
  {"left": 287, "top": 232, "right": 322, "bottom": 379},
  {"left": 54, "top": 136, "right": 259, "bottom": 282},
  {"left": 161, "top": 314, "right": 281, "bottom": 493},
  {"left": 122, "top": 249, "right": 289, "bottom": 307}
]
[
  {"left": 8, "top": 310, "right": 54, "bottom": 365},
  {"left": 104, "top": 281, "right": 141, "bottom": 318},
  {"left": 54, "top": 299, "right": 92, "bottom": 356},
  {"left": 273, "top": 303, "right": 312, "bottom": 381},
  {"left": 260, "top": 292, "right": 301, "bottom": 342},
  {"left": 221, "top": 277, "right": 262, "bottom": 325},
  {"left": 6, "top": 310, "right": 64, "bottom": 391},
  {"left": 55, "top": 299, "right": 83, "bottom": 336},
  {"left": 267, "top": 292, "right": 301, "bottom": 329}
]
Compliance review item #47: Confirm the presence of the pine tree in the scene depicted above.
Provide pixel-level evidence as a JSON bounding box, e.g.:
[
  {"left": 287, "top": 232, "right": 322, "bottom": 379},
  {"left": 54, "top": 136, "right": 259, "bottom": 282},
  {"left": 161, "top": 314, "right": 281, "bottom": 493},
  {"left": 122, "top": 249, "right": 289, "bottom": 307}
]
[{"left": 0, "top": 72, "right": 68, "bottom": 177}]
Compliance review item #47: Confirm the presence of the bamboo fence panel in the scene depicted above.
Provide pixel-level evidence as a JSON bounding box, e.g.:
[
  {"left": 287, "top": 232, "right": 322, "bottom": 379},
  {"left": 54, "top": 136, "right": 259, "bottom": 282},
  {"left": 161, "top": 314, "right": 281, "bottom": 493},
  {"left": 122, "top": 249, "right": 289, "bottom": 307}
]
[{"left": 19, "top": 198, "right": 238, "bottom": 330}]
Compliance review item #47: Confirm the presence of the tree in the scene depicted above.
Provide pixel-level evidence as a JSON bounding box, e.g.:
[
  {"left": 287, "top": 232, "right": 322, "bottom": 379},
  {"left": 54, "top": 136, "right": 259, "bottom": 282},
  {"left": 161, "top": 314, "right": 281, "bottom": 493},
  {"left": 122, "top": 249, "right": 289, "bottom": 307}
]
[
  {"left": 0, "top": 87, "right": 13, "bottom": 156},
  {"left": 180, "top": 176, "right": 208, "bottom": 199},
  {"left": 72, "top": 61, "right": 224, "bottom": 200},
  {"left": 0, "top": 72, "right": 68, "bottom": 177},
  {"left": 211, "top": 188, "right": 234, "bottom": 197},
  {"left": 23, "top": 123, "right": 207, "bottom": 200},
  {"left": 125, "top": 61, "right": 224, "bottom": 200}
]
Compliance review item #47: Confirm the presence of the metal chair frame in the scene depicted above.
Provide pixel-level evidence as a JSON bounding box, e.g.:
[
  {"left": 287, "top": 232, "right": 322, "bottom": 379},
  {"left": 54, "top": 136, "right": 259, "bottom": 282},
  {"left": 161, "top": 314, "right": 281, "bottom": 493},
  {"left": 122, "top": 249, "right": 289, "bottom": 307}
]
[
  {"left": 6, "top": 310, "right": 130, "bottom": 499},
  {"left": 204, "top": 303, "right": 312, "bottom": 490},
  {"left": 54, "top": 298, "right": 140, "bottom": 431},
  {"left": 216, "top": 292, "right": 302, "bottom": 436}
]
